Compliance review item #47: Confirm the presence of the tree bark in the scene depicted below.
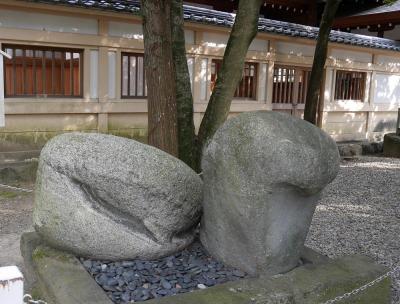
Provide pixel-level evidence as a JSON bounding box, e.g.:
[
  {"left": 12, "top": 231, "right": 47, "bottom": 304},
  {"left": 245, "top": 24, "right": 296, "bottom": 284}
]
[
  {"left": 197, "top": 0, "right": 263, "bottom": 155},
  {"left": 304, "top": 0, "right": 341, "bottom": 125},
  {"left": 142, "top": 0, "right": 178, "bottom": 156},
  {"left": 171, "top": 0, "right": 197, "bottom": 170}
]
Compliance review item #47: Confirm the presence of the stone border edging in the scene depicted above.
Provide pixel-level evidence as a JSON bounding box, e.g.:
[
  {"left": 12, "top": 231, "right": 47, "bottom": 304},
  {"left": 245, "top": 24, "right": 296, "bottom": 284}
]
[{"left": 21, "top": 232, "right": 391, "bottom": 304}]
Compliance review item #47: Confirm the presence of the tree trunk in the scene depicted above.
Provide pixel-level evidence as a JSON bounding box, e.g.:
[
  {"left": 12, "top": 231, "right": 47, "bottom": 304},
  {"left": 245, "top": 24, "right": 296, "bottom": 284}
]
[
  {"left": 142, "top": 0, "right": 178, "bottom": 156},
  {"left": 304, "top": 0, "right": 341, "bottom": 125},
  {"left": 197, "top": 0, "right": 263, "bottom": 155},
  {"left": 171, "top": 0, "right": 197, "bottom": 170}
]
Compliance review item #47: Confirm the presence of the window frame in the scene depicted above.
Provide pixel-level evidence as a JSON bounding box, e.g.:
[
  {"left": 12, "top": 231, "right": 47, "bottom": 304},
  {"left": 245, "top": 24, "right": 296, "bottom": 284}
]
[
  {"left": 120, "top": 52, "right": 147, "bottom": 99},
  {"left": 272, "top": 65, "right": 311, "bottom": 105},
  {"left": 2, "top": 44, "right": 84, "bottom": 98},
  {"left": 211, "top": 59, "right": 258, "bottom": 100},
  {"left": 334, "top": 69, "right": 366, "bottom": 102}
]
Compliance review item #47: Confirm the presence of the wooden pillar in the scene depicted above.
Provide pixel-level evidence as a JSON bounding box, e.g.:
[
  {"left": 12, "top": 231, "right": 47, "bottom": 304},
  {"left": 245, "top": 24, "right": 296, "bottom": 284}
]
[
  {"left": 97, "top": 19, "right": 109, "bottom": 133},
  {"left": 0, "top": 46, "right": 4, "bottom": 128},
  {"left": 265, "top": 40, "right": 275, "bottom": 111}
]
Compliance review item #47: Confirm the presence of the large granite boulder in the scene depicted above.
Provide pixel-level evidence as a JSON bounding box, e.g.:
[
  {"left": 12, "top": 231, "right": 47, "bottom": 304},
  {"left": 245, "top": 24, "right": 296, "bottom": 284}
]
[
  {"left": 33, "top": 133, "right": 202, "bottom": 260},
  {"left": 200, "top": 111, "right": 340, "bottom": 276}
]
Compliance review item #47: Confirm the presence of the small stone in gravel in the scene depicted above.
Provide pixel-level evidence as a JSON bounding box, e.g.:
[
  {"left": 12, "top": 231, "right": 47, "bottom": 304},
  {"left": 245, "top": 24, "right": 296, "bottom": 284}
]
[
  {"left": 197, "top": 284, "right": 207, "bottom": 289},
  {"left": 83, "top": 260, "right": 92, "bottom": 268},
  {"left": 122, "top": 261, "right": 135, "bottom": 267},
  {"left": 233, "top": 270, "right": 246, "bottom": 278},
  {"left": 160, "top": 279, "right": 172, "bottom": 290}
]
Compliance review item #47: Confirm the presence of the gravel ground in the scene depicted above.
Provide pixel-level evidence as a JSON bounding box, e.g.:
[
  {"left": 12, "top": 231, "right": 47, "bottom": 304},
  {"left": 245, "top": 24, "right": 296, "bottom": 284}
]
[
  {"left": 81, "top": 240, "right": 247, "bottom": 303},
  {"left": 0, "top": 183, "right": 34, "bottom": 269},
  {"left": 306, "top": 156, "right": 400, "bottom": 304}
]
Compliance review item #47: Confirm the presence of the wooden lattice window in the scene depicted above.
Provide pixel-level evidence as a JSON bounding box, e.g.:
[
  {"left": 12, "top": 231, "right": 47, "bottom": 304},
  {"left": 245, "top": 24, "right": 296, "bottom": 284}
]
[
  {"left": 211, "top": 60, "right": 258, "bottom": 99},
  {"left": 272, "top": 66, "right": 310, "bottom": 104},
  {"left": 334, "top": 70, "right": 366, "bottom": 101},
  {"left": 3, "top": 45, "right": 83, "bottom": 97},
  {"left": 121, "top": 53, "right": 147, "bottom": 98}
]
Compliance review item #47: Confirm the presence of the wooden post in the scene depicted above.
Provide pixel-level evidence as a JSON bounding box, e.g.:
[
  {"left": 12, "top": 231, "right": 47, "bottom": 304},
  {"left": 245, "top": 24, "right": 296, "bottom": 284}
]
[
  {"left": 396, "top": 108, "right": 400, "bottom": 136},
  {"left": 0, "top": 48, "right": 10, "bottom": 128}
]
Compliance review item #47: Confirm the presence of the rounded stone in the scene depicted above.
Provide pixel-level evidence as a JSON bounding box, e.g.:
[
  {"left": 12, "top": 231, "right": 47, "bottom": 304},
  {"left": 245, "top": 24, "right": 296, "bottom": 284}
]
[
  {"left": 200, "top": 111, "right": 340, "bottom": 276},
  {"left": 33, "top": 132, "right": 202, "bottom": 260}
]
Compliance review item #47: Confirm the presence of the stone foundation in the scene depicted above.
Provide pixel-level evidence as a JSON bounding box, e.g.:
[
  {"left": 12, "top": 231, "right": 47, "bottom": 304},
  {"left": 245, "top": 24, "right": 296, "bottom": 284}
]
[
  {"left": 383, "top": 133, "right": 400, "bottom": 158},
  {"left": 21, "top": 232, "right": 391, "bottom": 304}
]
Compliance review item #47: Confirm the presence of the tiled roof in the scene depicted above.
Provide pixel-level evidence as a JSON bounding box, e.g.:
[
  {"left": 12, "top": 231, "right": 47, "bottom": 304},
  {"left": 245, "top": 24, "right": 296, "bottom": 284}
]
[
  {"left": 24, "top": 0, "right": 400, "bottom": 52},
  {"left": 351, "top": 0, "right": 400, "bottom": 16}
]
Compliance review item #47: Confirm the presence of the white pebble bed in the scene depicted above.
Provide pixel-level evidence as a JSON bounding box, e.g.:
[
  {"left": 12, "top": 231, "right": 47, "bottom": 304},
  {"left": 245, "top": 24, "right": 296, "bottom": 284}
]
[{"left": 306, "top": 156, "right": 400, "bottom": 304}]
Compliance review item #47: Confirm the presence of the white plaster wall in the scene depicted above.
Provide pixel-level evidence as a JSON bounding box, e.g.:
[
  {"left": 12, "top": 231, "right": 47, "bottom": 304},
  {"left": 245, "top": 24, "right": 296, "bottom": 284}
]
[
  {"left": 0, "top": 266, "right": 23, "bottom": 304},
  {"left": 109, "top": 21, "right": 194, "bottom": 44},
  {"left": 330, "top": 49, "right": 372, "bottom": 63},
  {"left": 324, "top": 68, "right": 334, "bottom": 104},
  {"left": 109, "top": 22, "right": 143, "bottom": 39},
  {"left": 200, "top": 58, "right": 208, "bottom": 101},
  {"left": 0, "top": 55, "right": 4, "bottom": 127},
  {"left": 187, "top": 57, "right": 194, "bottom": 91},
  {"left": 370, "top": 112, "right": 398, "bottom": 133},
  {"left": 323, "top": 111, "right": 367, "bottom": 140},
  {"left": 258, "top": 63, "right": 267, "bottom": 102},
  {"left": 203, "top": 32, "right": 267, "bottom": 51},
  {"left": 0, "top": 9, "right": 98, "bottom": 34},
  {"left": 376, "top": 55, "right": 400, "bottom": 67},
  {"left": 184, "top": 30, "right": 195, "bottom": 45},
  {"left": 108, "top": 51, "right": 117, "bottom": 99},
  {"left": 373, "top": 73, "right": 400, "bottom": 105},
  {"left": 203, "top": 32, "right": 229, "bottom": 48},
  {"left": 90, "top": 50, "right": 99, "bottom": 99},
  {"left": 275, "top": 42, "right": 315, "bottom": 57},
  {"left": 249, "top": 39, "right": 268, "bottom": 52}
]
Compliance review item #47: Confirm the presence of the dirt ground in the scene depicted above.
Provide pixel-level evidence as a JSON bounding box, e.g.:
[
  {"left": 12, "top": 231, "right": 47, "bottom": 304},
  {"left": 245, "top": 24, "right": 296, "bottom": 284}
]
[{"left": 0, "top": 183, "right": 34, "bottom": 269}]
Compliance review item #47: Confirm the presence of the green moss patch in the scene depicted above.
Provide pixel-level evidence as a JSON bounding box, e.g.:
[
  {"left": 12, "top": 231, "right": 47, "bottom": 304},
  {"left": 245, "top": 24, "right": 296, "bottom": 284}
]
[{"left": 0, "top": 190, "right": 18, "bottom": 199}]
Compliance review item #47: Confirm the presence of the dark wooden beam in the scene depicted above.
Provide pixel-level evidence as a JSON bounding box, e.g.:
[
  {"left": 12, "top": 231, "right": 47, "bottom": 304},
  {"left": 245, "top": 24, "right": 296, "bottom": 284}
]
[{"left": 334, "top": 11, "right": 400, "bottom": 28}]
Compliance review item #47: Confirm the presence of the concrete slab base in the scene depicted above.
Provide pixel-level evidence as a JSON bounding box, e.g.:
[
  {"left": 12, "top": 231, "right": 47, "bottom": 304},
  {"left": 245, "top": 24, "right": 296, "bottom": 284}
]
[{"left": 21, "top": 231, "right": 391, "bottom": 304}]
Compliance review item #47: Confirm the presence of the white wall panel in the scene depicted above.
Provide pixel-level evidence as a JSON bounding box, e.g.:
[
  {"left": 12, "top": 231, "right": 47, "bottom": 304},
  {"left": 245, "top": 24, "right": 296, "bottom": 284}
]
[
  {"left": 376, "top": 55, "right": 400, "bottom": 67},
  {"left": 203, "top": 32, "right": 229, "bottom": 47},
  {"left": 109, "top": 22, "right": 143, "bottom": 39},
  {"left": 323, "top": 112, "right": 367, "bottom": 140},
  {"left": 0, "top": 9, "right": 98, "bottom": 34},
  {"left": 0, "top": 55, "right": 4, "bottom": 127},
  {"left": 373, "top": 73, "right": 400, "bottom": 104},
  {"left": 200, "top": 58, "right": 208, "bottom": 100},
  {"left": 187, "top": 57, "right": 194, "bottom": 91},
  {"left": 0, "top": 266, "right": 23, "bottom": 304},
  {"left": 184, "top": 30, "right": 195, "bottom": 45},
  {"left": 90, "top": 50, "right": 99, "bottom": 99},
  {"left": 109, "top": 22, "right": 194, "bottom": 45},
  {"left": 370, "top": 112, "right": 398, "bottom": 133},
  {"left": 203, "top": 33, "right": 267, "bottom": 51},
  {"left": 258, "top": 63, "right": 267, "bottom": 101},
  {"left": 108, "top": 51, "right": 117, "bottom": 99},
  {"left": 275, "top": 42, "right": 315, "bottom": 56},
  {"left": 330, "top": 49, "right": 372, "bottom": 63},
  {"left": 249, "top": 39, "right": 268, "bottom": 52}
]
